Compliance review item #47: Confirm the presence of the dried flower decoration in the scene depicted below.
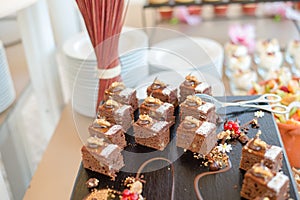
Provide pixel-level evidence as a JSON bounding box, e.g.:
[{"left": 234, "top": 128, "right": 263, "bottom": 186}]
[{"left": 254, "top": 110, "right": 265, "bottom": 118}]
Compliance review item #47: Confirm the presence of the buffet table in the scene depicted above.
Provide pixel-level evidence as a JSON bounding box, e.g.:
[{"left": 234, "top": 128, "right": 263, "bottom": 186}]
[{"left": 24, "top": 18, "right": 300, "bottom": 199}]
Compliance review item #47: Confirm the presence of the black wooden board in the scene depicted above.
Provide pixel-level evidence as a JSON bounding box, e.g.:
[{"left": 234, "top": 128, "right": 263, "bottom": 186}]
[{"left": 71, "top": 96, "right": 299, "bottom": 200}]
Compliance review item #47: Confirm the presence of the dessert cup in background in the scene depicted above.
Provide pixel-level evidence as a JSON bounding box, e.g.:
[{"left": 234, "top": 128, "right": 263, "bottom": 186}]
[
  {"left": 158, "top": 7, "right": 174, "bottom": 20},
  {"left": 188, "top": 6, "right": 202, "bottom": 15},
  {"left": 286, "top": 39, "right": 300, "bottom": 64},
  {"left": 255, "top": 38, "right": 280, "bottom": 64},
  {"left": 255, "top": 39, "right": 283, "bottom": 79},
  {"left": 230, "top": 69, "right": 257, "bottom": 95},
  {"left": 257, "top": 51, "right": 283, "bottom": 79},
  {"left": 214, "top": 5, "right": 228, "bottom": 16},
  {"left": 224, "top": 43, "right": 251, "bottom": 77},
  {"left": 242, "top": 4, "right": 257, "bottom": 15}
]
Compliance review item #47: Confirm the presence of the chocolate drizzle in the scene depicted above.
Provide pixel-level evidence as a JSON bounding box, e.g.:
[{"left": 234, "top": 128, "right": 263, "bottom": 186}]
[
  {"left": 194, "top": 160, "right": 232, "bottom": 200},
  {"left": 135, "top": 157, "right": 175, "bottom": 200}
]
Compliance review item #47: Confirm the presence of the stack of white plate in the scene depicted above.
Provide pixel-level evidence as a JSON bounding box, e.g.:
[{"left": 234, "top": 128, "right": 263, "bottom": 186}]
[
  {"left": 61, "top": 27, "right": 149, "bottom": 117},
  {"left": 148, "top": 37, "right": 224, "bottom": 77},
  {"left": 0, "top": 41, "right": 16, "bottom": 113}
]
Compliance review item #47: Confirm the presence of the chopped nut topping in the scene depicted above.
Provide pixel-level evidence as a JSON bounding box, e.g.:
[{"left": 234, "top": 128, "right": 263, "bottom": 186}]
[
  {"left": 253, "top": 130, "right": 268, "bottom": 150},
  {"left": 186, "top": 75, "right": 199, "bottom": 83},
  {"left": 105, "top": 99, "right": 119, "bottom": 108},
  {"left": 93, "top": 118, "right": 111, "bottom": 128},
  {"left": 111, "top": 81, "right": 125, "bottom": 89},
  {"left": 139, "top": 114, "right": 153, "bottom": 124},
  {"left": 105, "top": 82, "right": 125, "bottom": 95},
  {"left": 185, "top": 116, "right": 201, "bottom": 127},
  {"left": 145, "top": 96, "right": 162, "bottom": 105},
  {"left": 186, "top": 95, "right": 202, "bottom": 106},
  {"left": 253, "top": 165, "right": 274, "bottom": 180}
]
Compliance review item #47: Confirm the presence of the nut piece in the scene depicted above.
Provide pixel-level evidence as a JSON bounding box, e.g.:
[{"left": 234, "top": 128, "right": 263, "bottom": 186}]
[
  {"left": 93, "top": 118, "right": 111, "bottom": 128},
  {"left": 186, "top": 75, "right": 199, "bottom": 83},
  {"left": 186, "top": 95, "right": 202, "bottom": 106},
  {"left": 104, "top": 99, "right": 119, "bottom": 109},
  {"left": 139, "top": 114, "right": 153, "bottom": 124},
  {"left": 253, "top": 130, "right": 267, "bottom": 150},
  {"left": 145, "top": 96, "right": 162, "bottom": 105},
  {"left": 111, "top": 81, "right": 125, "bottom": 89},
  {"left": 185, "top": 116, "right": 201, "bottom": 127},
  {"left": 253, "top": 164, "right": 274, "bottom": 180}
]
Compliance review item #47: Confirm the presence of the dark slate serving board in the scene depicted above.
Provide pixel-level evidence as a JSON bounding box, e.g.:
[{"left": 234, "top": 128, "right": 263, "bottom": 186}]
[{"left": 71, "top": 96, "right": 299, "bottom": 200}]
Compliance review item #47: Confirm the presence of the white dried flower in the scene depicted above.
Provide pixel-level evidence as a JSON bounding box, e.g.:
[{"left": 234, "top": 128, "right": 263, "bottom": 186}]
[
  {"left": 217, "top": 143, "right": 232, "bottom": 154},
  {"left": 254, "top": 110, "right": 265, "bottom": 118}
]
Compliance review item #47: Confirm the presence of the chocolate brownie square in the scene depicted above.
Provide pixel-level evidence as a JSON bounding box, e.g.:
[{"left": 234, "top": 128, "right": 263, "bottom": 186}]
[
  {"left": 139, "top": 96, "right": 175, "bottom": 123},
  {"left": 180, "top": 95, "right": 217, "bottom": 123},
  {"left": 176, "top": 116, "right": 217, "bottom": 155},
  {"left": 133, "top": 115, "right": 172, "bottom": 151},
  {"left": 88, "top": 118, "right": 127, "bottom": 149},
  {"left": 240, "top": 162, "right": 289, "bottom": 200},
  {"left": 146, "top": 78, "right": 178, "bottom": 107},
  {"left": 239, "top": 131, "right": 283, "bottom": 172},
  {"left": 179, "top": 75, "right": 212, "bottom": 102},
  {"left": 81, "top": 137, "right": 125, "bottom": 180},
  {"left": 104, "top": 82, "right": 138, "bottom": 111},
  {"left": 97, "top": 99, "right": 133, "bottom": 132}
]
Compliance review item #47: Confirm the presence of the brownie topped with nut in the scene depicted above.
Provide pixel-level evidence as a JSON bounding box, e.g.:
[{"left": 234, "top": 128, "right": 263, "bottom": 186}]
[
  {"left": 139, "top": 96, "right": 175, "bottom": 124},
  {"left": 146, "top": 78, "right": 178, "bottom": 107},
  {"left": 97, "top": 99, "right": 133, "bottom": 132},
  {"left": 176, "top": 116, "right": 217, "bottom": 155},
  {"left": 179, "top": 75, "right": 212, "bottom": 103},
  {"left": 104, "top": 81, "right": 138, "bottom": 111},
  {"left": 180, "top": 95, "right": 217, "bottom": 123},
  {"left": 88, "top": 118, "right": 127, "bottom": 149}
]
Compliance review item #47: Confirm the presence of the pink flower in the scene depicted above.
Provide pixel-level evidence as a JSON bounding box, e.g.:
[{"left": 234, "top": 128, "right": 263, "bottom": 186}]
[{"left": 228, "top": 24, "right": 256, "bottom": 53}]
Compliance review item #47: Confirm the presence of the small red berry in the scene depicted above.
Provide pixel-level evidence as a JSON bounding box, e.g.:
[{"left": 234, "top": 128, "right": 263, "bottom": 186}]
[
  {"left": 227, "top": 123, "right": 233, "bottom": 129},
  {"left": 235, "top": 130, "right": 241, "bottom": 136},
  {"left": 122, "top": 189, "right": 131, "bottom": 197}
]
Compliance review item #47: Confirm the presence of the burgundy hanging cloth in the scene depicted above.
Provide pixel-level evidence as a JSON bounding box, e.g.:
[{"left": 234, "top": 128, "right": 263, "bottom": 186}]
[{"left": 75, "top": 0, "right": 128, "bottom": 109}]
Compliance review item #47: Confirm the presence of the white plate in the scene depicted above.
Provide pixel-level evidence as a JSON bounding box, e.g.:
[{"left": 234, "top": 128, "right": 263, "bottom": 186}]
[
  {"left": 63, "top": 27, "right": 148, "bottom": 61},
  {"left": 148, "top": 37, "right": 224, "bottom": 76},
  {"left": 135, "top": 70, "right": 225, "bottom": 100}
]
